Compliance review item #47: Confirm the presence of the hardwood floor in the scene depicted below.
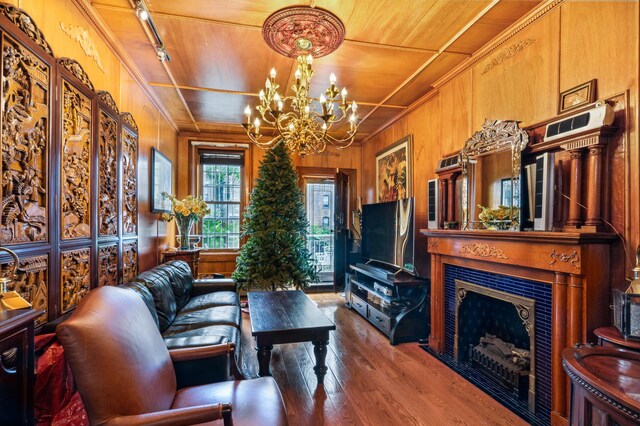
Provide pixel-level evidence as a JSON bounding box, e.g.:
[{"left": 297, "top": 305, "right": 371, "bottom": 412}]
[{"left": 239, "top": 293, "right": 527, "bottom": 426}]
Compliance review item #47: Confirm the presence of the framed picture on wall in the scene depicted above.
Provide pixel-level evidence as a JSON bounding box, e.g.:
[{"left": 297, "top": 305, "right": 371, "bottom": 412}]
[
  {"left": 558, "top": 79, "right": 596, "bottom": 114},
  {"left": 375, "top": 135, "right": 413, "bottom": 203},
  {"left": 151, "top": 147, "right": 172, "bottom": 213}
]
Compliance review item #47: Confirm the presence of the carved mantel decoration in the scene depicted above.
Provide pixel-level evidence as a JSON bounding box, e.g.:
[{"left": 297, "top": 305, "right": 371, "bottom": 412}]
[
  {"left": 59, "top": 22, "right": 105, "bottom": 72},
  {"left": 549, "top": 249, "right": 580, "bottom": 269},
  {"left": 460, "top": 243, "right": 509, "bottom": 260}
]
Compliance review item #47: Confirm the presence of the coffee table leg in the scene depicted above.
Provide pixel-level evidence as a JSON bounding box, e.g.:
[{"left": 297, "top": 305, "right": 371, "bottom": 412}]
[
  {"left": 312, "top": 340, "right": 329, "bottom": 385},
  {"left": 257, "top": 344, "right": 273, "bottom": 377}
]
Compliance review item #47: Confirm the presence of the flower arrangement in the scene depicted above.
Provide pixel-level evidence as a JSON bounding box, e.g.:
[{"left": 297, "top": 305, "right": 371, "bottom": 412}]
[
  {"left": 477, "top": 204, "right": 519, "bottom": 230},
  {"left": 162, "top": 193, "right": 210, "bottom": 249}
]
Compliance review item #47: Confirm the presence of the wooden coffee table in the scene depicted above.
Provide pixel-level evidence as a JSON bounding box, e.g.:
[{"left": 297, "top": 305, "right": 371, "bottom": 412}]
[{"left": 248, "top": 290, "right": 336, "bottom": 385}]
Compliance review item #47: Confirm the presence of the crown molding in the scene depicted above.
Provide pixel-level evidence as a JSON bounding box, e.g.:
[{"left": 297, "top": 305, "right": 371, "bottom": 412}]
[
  {"left": 71, "top": 0, "right": 178, "bottom": 132},
  {"left": 432, "top": 0, "right": 565, "bottom": 89}
]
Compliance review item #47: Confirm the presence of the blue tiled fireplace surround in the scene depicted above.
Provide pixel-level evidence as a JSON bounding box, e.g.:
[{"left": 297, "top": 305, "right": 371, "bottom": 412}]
[{"left": 442, "top": 264, "right": 552, "bottom": 424}]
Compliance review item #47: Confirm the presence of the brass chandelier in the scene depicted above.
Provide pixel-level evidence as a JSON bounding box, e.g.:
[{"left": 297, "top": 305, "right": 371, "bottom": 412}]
[{"left": 242, "top": 6, "right": 359, "bottom": 157}]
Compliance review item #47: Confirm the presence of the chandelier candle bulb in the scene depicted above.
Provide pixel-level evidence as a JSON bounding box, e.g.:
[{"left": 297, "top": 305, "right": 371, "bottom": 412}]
[
  {"left": 270, "top": 68, "right": 276, "bottom": 79},
  {"left": 329, "top": 73, "right": 336, "bottom": 86},
  {"left": 341, "top": 87, "right": 347, "bottom": 101}
]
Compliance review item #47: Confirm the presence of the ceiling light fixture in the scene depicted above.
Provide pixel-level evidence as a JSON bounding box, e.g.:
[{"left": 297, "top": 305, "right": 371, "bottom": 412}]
[
  {"left": 241, "top": 6, "right": 357, "bottom": 157},
  {"left": 134, "top": 0, "right": 171, "bottom": 62},
  {"left": 135, "top": 1, "right": 149, "bottom": 21}
]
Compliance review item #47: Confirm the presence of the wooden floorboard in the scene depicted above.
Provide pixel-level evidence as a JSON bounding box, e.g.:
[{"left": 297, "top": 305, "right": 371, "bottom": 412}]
[{"left": 240, "top": 293, "right": 527, "bottom": 426}]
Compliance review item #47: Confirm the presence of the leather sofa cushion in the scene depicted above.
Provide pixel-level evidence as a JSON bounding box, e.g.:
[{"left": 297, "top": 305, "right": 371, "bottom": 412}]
[
  {"left": 192, "top": 278, "right": 237, "bottom": 295},
  {"left": 131, "top": 269, "right": 177, "bottom": 332},
  {"left": 156, "top": 261, "right": 193, "bottom": 310},
  {"left": 181, "top": 291, "right": 239, "bottom": 313},
  {"left": 121, "top": 281, "right": 160, "bottom": 329},
  {"left": 167, "top": 306, "right": 241, "bottom": 334},
  {"left": 162, "top": 325, "right": 240, "bottom": 348},
  {"left": 163, "top": 334, "right": 229, "bottom": 350},
  {"left": 171, "top": 377, "right": 287, "bottom": 426}
]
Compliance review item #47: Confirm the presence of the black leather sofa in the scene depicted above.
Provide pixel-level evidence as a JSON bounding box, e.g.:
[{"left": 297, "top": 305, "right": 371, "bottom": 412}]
[{"left": 120, "top": 260, "right": 243, "bottom": 385}]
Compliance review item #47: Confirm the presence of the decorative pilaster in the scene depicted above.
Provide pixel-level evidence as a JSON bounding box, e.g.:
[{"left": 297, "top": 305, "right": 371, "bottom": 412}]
[
  {"left": 552, "top": 272, "right": 568, "bottom": 419},
  {"left": 584, "top": 145, "right": 605, "bottom": 229},
  {"left": 447, "top": 177, "right": 456, "bottom": 223},
  {"left": 439, "top": 179, "right": 448, "bottom": 229},
  {"left": 565, "top": 150, "right": 583, "bottom": 228}
]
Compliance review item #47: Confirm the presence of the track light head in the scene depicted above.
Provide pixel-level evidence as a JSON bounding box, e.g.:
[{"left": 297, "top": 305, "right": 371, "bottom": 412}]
[{"left": 135, "top": 1, "right": 149, "bottom": 21}]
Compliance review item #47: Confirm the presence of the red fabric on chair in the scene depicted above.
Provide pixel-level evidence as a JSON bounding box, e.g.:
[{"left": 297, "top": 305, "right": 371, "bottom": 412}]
[{"left": 34, "top": 333, "right": 88, "bottom": 426}]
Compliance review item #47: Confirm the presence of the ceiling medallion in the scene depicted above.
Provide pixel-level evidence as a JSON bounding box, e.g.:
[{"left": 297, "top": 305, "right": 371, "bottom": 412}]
[{"left": 262, "top": 6, "right": 345, "bottom": 58}]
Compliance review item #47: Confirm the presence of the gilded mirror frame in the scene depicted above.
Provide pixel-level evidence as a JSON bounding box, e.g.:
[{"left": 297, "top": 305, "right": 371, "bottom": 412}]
[{"left": 460, "top": 119, "right": 529, "bottom": 230}]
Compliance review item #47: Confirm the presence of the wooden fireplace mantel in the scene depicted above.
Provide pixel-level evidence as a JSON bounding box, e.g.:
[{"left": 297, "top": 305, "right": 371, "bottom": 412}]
[{"left": 421, "top": 229, "right": 616, "bottom": 426}]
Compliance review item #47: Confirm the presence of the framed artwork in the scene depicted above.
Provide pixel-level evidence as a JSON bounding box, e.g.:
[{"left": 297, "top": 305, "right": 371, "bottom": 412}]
[
  {"left": 151, "top": 147, "right": 172, "bottom": 213},
  {"left": 558, "top": 79, "right": 596, "bottom": 114},
  {"left": 376, "top": 135, "right": 413, "bottom": 203}
]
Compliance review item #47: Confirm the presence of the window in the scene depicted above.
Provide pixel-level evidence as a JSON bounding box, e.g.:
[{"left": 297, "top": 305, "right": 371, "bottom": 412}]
[
  {"left": 322, "top": 194, "right": 330, "bottom": 208},
  {"left": 200, "top": 151, "right": 243, "bottom": 249},
  {"left": 322, "top": 216, "right": 330, "bottom": 227}
]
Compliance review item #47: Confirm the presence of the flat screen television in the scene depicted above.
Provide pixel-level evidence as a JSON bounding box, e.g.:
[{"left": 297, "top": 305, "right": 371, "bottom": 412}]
[{"left": 361, "top": 198, "right": 415, "bottom": 273}]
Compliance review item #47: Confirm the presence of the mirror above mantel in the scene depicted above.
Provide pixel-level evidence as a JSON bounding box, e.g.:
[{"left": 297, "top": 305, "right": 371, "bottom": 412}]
[{"left": 460, "top": 119, "right": 529, "bottom": 231}]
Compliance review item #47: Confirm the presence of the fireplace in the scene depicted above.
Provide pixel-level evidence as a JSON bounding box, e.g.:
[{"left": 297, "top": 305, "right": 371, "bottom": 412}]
[{"left": 454, "top": 280, "right": 536, "bottom": 412}]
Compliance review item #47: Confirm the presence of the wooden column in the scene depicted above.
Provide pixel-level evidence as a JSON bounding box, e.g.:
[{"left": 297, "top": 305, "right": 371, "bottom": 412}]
[
  {"left": 584, "top": 145, "right": 605, "bottom": 229},
  {"left": 439, "top": 179, "right": 448, "bottom": 229},
  {"left": 565, "top": 150, "right": 583, "bottom": 228},
  {"left": 429, "top": 253, "right": 445, "bottom": 353},
  {"left": 551, "top": 272, "right": 568, "bottom": 421}
]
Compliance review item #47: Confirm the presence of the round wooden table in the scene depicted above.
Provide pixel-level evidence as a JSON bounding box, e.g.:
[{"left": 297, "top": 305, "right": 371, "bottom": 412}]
[
  {"left": 594, "top": 326, "right": 640, "bottom": 352},
  {"left": 563, "top": 345, "right": 640, "bottom": 425}
]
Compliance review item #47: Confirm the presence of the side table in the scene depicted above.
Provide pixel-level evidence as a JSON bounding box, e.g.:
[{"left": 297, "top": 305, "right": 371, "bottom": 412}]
[
  {"left": 594, "top": 326, "right": 640, "bottom": 352},
  {"left": 0, "top": 308, "right": 42, "bottom": 425},
  {"left": 563, "top": 345, "right": 640, "bottom": 425},
  {"left": 162, "top": 248, "right": 202, "bottom": 277}
]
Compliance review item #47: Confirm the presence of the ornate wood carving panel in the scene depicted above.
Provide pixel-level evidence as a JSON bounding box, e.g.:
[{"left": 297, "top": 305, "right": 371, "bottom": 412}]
[
  {"left": 0, "top": 255, "right": 48, "bottom": 324},
  {"left": 98, "top": 110, "right": 117, "bottom": 236},
  {"left": 122, "top": 240, "right": 137, "bottom": 284},
  {"left": 0, "top": 35, "right": 49, "bottom": 244},
  {"left": 60, "top": 248, "right": 90, "bottom": 313},
  {"left": 98, "top": 244, "right": 118, "bottom": 286},
  {"left": 61, "top": 80, "right": 91, "bottom": 239},
  {"left": 122, "top": 129, "right": 137, "bottom": 235}
]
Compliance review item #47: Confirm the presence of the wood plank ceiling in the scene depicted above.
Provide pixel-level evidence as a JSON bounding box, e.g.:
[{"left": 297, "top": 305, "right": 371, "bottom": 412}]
[{"left": 92, "top": 0, "right": 542, "bottom": 140}]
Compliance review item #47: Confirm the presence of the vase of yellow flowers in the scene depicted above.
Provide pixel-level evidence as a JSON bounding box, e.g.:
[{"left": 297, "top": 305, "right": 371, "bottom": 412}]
[
  {"left": 162, "top": 193, "right": 210, "bottom": 249},
  {"left": 477, "top": 204, "right": 520, "bottom": 230}
]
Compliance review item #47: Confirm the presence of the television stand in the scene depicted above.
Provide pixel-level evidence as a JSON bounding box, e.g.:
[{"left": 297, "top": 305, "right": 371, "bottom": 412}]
[{"left": 345, "top": 261, "right": 430, "bottom": 345}]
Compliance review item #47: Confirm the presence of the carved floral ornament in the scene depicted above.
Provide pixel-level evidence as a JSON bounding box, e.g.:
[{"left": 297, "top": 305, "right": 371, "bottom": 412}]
[
  {"left": 0, "top": 4, "right": 53, "bottom": 55},
  {"left": 549, "top": 249, "right": 580, "bottom": 269},
  {"left": 59, "top": 22, "right": 105, "bottom": 72},
  {"left": 98, "top": 90, "right": 120, "bottom": 114},
  {"left": 58, "top": 57, "right": 95, "bottom": 91},
  {"left": 460, "top": 243, "right": 509, "bottom": 260},
  {"left": 481, "top": 38, "right": 536, "bottom": 75}
]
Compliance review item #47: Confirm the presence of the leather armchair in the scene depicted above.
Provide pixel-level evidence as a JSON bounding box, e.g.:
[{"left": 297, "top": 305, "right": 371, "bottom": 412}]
[{"left": 56, "top": 286, "right": 288, "bottom": 426}]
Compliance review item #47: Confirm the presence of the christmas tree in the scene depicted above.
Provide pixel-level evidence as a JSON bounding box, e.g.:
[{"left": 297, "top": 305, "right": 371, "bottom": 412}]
[{"left": 233, "top": 143, "right": 316, "bottom": 290}]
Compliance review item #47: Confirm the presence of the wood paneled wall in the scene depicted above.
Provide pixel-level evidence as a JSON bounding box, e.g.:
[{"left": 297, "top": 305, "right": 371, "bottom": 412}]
[
  {"left": 0, "top": 0, "right": 178, "bottom": 322},
  {"left": 362, "top": 0, "right": 639, "bottom": 282}
]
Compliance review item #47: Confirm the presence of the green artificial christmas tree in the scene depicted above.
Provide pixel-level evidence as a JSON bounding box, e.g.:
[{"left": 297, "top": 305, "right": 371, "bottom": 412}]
[{"left": 233, "top": 143, "right": 316, "bottom": 290}]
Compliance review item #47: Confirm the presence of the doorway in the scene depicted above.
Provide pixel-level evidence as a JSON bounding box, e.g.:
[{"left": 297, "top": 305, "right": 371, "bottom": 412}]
[{"left": 304, "top": 178, "right": 335, "bottom": 285}]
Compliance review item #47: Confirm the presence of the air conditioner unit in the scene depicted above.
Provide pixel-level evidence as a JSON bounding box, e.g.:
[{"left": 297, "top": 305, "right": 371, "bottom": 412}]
[
  {"left": 533, "top": 152, "right": 554, "bottom": 231},
  {"left": 543, "top": 102, "right": 614, "bottom": 143}
]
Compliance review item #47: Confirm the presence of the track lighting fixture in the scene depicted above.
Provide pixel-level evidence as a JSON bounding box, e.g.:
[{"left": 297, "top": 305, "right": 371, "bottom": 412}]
[
  {"left": 135, "top": 1, "right": 149, "bottom": 21},
  {"left": 133, "top": 0, "right": 171, "bottom": 62}
]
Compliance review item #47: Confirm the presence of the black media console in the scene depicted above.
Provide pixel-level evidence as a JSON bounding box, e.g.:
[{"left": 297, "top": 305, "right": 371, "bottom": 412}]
[{"left": 345, "top": 261, "right": 430, "bottom": 345}]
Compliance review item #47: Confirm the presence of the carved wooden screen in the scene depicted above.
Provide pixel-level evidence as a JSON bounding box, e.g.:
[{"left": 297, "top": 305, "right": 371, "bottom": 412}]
[
  {"left": 0, "top": 34, "right": 50, "bottom": 245},
  {"left": 98, "top": 244, "right": 118, "bottom": 286},
  {"left": 121, "top": 115, "right": 138, "bottom": 236},
  {"left": 60, "top": 59, "right": 93, "bottom": 240},
  {"left": 122, "top": 240, "right": 138, "bottom": 284},
  {"left": 0, "top": 5, "right": 142, "bottom": 322}
]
